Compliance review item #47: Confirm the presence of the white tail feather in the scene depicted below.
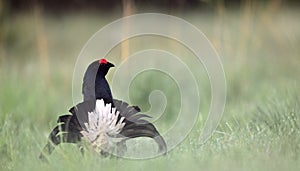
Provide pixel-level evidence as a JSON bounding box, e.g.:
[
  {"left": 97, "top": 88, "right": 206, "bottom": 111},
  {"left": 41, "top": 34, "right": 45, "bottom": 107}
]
[{"left": 80, "top": 99, "right": 125, "bottom": 153}]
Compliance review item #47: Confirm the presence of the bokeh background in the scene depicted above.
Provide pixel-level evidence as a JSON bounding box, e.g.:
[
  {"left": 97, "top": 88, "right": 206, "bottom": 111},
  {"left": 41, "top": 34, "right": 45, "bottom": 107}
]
[{"left": 0, "top": 0, "right": 299, "bottom": 170}]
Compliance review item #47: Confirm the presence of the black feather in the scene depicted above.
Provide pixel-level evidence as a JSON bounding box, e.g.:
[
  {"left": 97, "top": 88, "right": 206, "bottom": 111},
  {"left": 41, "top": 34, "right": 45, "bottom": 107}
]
[
  {"left": 82, "top": 60, "right": 114, "bottom": 105},
  {"left": 39, "top": 99, "right": 167, "bottom": 159},
  {"left": 40, "top": 60, "right": 167, "bottom": 160}
]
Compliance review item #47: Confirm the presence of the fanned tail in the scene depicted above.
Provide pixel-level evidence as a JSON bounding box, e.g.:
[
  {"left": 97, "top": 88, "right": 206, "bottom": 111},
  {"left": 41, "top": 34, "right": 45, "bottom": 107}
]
[
  {"left": 120, "top": 123, "right": 167, "bottom": 154},
  {"left": 39, "top": 114, "right": 83, "bottom": 162},
  {"left": 40, "top": 99, "right": 167, "bottom": 161},
  {"left": 113, "top": 99, "right": 167, "bottom": 154}
]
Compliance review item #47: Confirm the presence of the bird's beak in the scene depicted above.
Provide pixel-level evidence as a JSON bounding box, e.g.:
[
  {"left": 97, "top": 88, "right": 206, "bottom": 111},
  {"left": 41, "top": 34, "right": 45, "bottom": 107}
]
[{"left": 108, "top": 62, "right": 115, "bottom": 68}]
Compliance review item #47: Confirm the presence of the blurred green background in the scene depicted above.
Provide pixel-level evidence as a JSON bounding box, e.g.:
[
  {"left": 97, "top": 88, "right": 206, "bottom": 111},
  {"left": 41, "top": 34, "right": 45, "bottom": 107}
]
[{"left": 0, "top": 0, "right": 299, "bottom": 170}]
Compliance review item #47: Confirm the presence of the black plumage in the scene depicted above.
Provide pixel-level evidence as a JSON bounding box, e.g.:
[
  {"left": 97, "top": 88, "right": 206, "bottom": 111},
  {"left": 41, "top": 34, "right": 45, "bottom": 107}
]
[
  {"left": 39, "top": 59, "right": 166, "bottom": 160},
  {"left": 82, "top": 60, "right": 114, "bottom": 104}
]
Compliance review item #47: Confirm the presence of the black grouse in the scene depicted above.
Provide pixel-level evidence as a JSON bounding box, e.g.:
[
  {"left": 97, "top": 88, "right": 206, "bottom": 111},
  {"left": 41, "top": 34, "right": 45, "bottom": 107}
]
[
  {"left": 82, "top": 59, "right": 114, "bottom": 104},
  {"left": 39, "top": 58, "right": 166, "bottom": 160}
]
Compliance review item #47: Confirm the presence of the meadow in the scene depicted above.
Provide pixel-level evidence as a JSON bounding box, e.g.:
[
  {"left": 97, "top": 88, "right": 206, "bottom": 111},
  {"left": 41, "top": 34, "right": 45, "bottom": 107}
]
[{"left": 0, "top": 5, "right": 300, "bottom": 171}]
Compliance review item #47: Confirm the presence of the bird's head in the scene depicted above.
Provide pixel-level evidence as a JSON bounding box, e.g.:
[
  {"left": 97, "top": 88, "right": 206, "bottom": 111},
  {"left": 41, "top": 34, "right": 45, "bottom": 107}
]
[
  {"left": 97, "top": 58, "right": 115, "bottom": 76},
  {"left": 99, "top": 58, "right": 115, "bottom": 68}
]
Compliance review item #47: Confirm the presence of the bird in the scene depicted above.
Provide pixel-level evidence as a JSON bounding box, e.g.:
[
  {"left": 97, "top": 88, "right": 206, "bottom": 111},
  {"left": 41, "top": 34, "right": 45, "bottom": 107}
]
[
  {"left": 39, "top": 58, "right": 166, "bottom": 160},
  {"left": 82, "top": 59, "right": 115, "bottom": 104},
  {"left": 81, "top": 58, "right": 166, "bottom": 154}
]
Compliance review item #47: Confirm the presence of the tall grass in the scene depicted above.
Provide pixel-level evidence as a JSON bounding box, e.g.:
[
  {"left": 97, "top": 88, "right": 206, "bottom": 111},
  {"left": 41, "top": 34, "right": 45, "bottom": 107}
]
[{"left": 0, "top": 4, "right": 300, "bottom": 171}]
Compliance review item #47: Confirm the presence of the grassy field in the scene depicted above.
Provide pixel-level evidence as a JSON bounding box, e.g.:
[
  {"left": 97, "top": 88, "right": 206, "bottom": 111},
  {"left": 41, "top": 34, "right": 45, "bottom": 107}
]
[{"left": 1, "top": 5, "right": 300, "bottom": 171}]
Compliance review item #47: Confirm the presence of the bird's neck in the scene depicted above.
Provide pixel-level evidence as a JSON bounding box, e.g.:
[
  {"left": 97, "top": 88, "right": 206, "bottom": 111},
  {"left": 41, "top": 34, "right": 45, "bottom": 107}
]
[{"left": 97, "top": 68, "right": 109, "bottom": 77}]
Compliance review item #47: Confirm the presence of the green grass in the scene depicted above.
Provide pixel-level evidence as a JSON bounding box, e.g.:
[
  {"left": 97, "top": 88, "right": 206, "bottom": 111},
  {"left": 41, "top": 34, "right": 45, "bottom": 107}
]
[{"left": 1, "top": 7, "right": 300, "bottom": 171}]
